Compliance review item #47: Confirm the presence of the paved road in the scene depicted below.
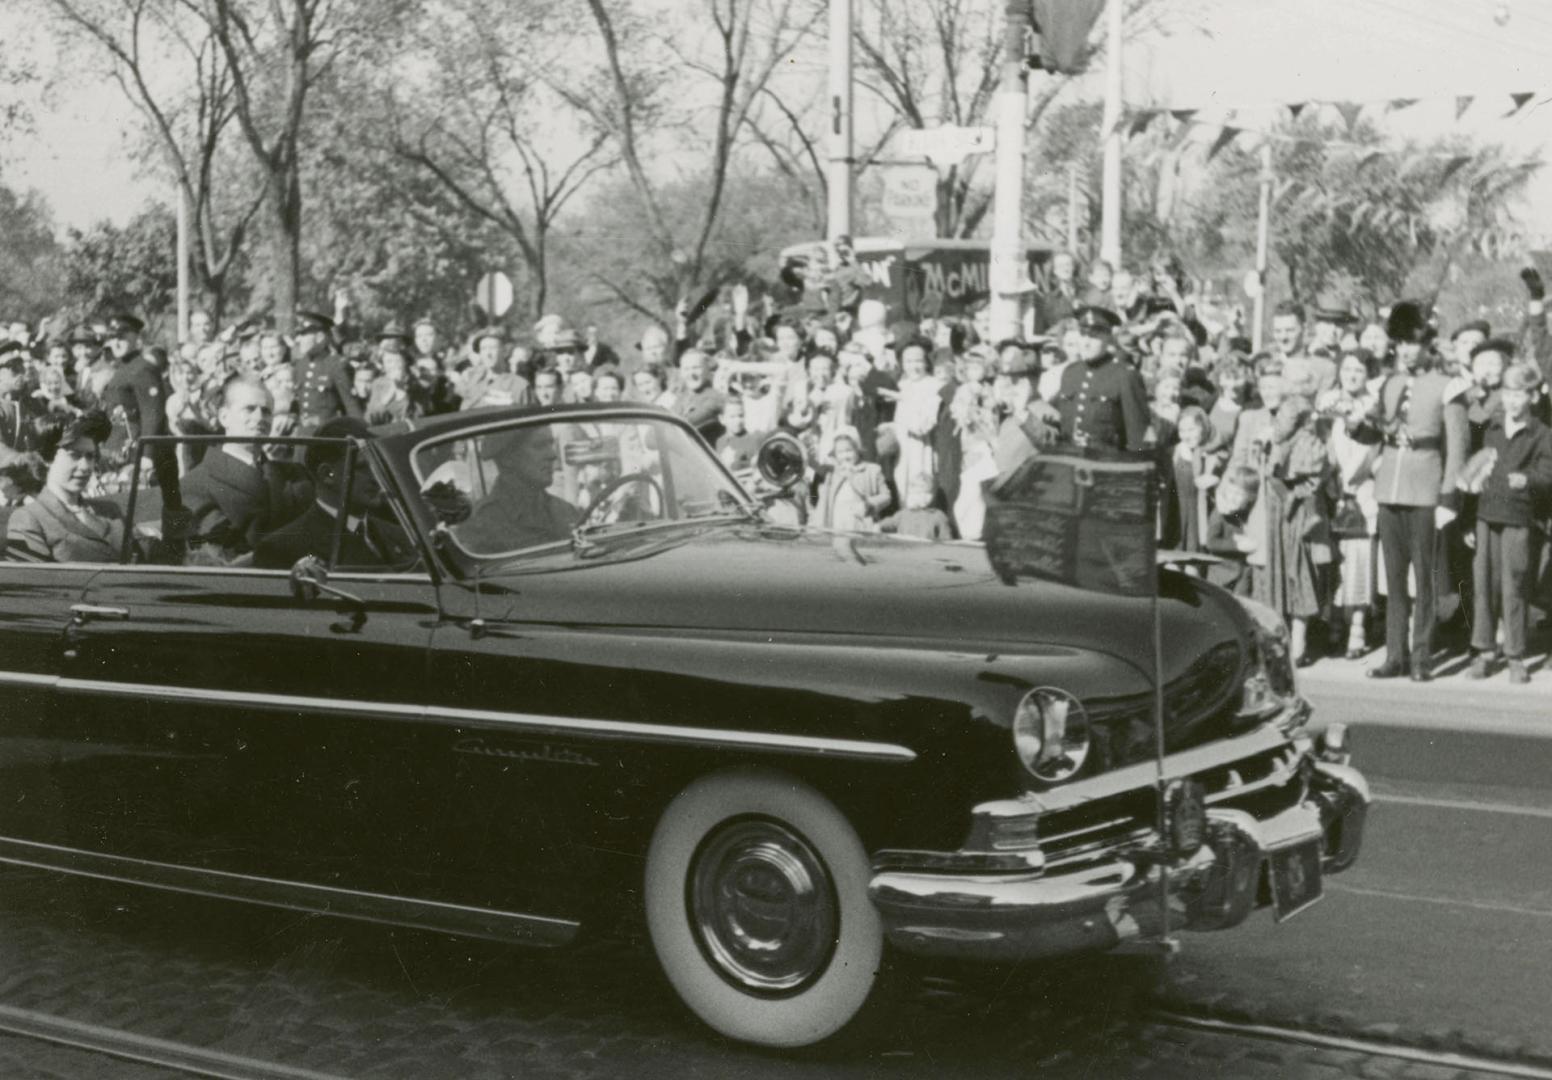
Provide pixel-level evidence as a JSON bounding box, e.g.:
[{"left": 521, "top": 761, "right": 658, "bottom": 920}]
[
  {"left": 1162, "top": 673, "right": 1552, "bottom": 1059},
  {"left": 0, "top": 865, "right": 1518, "bottom": 1080}
]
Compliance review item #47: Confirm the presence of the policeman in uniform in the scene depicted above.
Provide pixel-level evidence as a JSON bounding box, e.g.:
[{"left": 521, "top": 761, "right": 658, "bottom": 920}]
[
  {"left": 99, "top": 313, "right": 168, "bottom": 468},
  {"left": 1366, "top": 300, "right": 1468, "bottom": 682},
  {"left": 290, "top": 310, "right": 361, "bottom": 435},
  {"left": 1055, "top": 305, "right": 1150, "bottom": 452}
]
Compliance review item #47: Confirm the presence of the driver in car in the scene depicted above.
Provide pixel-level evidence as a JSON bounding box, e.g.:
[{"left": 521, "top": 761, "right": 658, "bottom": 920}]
[{"left": 454, "top": 425, "right": 581, "bottom": 553}]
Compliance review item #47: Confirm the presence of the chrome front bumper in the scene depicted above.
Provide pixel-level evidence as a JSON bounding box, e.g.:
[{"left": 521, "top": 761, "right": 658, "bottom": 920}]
[{"left": 868, "top": 760, "right": 1369, "bottom": 963}]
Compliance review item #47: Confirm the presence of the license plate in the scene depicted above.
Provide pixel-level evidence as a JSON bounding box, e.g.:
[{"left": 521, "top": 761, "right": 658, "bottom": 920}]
[{"left": 1269, "top": 840, "right": 1323, "bottom": 922}]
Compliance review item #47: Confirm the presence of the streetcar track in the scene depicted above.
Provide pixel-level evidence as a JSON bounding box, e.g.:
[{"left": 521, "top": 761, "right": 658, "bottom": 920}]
[
  {"left": 1153, "top": 1009, "right": 1552, "bottom": 1080},
  {"left": 0, "top": 1003, "right": 348, "bottom": 1080}
]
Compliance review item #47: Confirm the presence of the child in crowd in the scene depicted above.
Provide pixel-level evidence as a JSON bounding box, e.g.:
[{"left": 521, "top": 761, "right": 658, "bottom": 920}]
[
  {"left": 1204, "top": 465, "right": 1261, "bottom": 595},
  {"left": 1207, "top": 358, "right": 1250, "bottom": 454},
  {"left": 1163, "top": 405, "right": 1219, "bottom": 552},
  {"left": 878, "top": 473, "right": 953, "bottom": 540},
  {"left": 715, "top": 395, "right": 763, "bottom": 473},
  {"left": 1467, "top": 362, "right": 1552, "bottom": 683}
]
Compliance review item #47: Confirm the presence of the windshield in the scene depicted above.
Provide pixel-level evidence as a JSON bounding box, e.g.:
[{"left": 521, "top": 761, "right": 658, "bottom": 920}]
[{"left": 410, "top": 413, "right": 752, "bottom": 560}]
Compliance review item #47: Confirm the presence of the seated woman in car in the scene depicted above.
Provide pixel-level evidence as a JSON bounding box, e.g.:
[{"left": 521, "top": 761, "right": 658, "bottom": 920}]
[{"left": 6, "top": 409, "right": 123, "bottom": 563}]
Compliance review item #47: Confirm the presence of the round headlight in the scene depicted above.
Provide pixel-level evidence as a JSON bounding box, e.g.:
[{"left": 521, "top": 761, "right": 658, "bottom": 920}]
[{"left": 1012, "top": 688, "right": 1091, "bottom": 784}]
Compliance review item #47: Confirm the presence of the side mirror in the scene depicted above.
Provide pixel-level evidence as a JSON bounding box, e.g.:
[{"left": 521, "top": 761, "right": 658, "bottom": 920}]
[
  {"left": 289, "top": 555, "right": 367, "bottom": 634},
  {"left": 756, "top": 432, "right": 807, "bottom": 491}
]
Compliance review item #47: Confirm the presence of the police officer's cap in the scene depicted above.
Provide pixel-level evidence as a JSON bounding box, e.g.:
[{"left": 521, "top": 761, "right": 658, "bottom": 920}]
[
  {"left": 66, "top": 325, "right": 100, "bottom": 347},
  {"left": 0, "top": 341, "right": 25, "bottom": 371},
  {"left": 106, "top": 313, "right": 145, "bottom": 338},
  {"left": 1074, "top": 305, "right": 1122, "bottom": 336},
  {"left": 296, "top": 311, "right": 336, "bottom": 334},
  {"left": 1451, "top": 319, "right": 1492, "bottom": 341},
  {"left": 1313, "top": 306, "right": 1357, "bottom": 326}
]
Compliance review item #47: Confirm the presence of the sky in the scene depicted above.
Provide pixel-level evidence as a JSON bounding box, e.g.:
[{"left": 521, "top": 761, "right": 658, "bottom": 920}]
[{"left": 7, "top": 0, "right": 1552, "bottom": 237}]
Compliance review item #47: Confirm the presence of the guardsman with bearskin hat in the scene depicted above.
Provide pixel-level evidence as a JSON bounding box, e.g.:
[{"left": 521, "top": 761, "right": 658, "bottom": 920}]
[
  {"left": 290, "top": 310, "right": 361, "bottom": 435},
  {"left": 1365, "top": 300, "right": 1468, "bottom": 682},
  {"left": 1055, "top": 305, "right": 1151, "bottom": 453}
]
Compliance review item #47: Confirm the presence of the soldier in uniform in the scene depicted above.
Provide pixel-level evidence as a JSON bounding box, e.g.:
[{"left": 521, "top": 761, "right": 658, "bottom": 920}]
[
  {"left": 1365, "top": 301, "right": 1469, "bottom": 682},
  {"left": 1054, "top": 305, "right": 1150, "bottom": 452},
  {"left": 99, "top": 313, "right": 169, "bottom": 469},
  {"left": 290, "top": 310, "right": 361, "bottom": 435}
]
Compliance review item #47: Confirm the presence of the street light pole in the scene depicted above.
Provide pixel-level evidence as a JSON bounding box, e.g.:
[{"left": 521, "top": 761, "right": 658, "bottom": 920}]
[
  {"left": 1252, "top": 141, "right": 1273, "bottom": 352},
  {"left": 826, "top": 0, "right": 854, "bottom": 242},
  {"left": 1099, "top": 0, "right": 1123, "bottom": 270},
  {"left": 988, "top": 0, "right": 1032, "bottom": 343}
]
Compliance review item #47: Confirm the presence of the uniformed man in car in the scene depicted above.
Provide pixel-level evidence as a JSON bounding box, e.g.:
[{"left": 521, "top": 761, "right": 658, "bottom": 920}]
[
  {"left": 290, "top": 311, "right": 361, "bottom": 435},
  {"left": 1055, "top": 305, "right": 1150, "bottom": 452}
]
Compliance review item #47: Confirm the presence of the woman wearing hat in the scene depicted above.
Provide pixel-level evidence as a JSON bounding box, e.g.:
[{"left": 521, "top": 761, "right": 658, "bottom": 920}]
[{"left": 6, "top": 409, "right": 123, "bottom": 563}]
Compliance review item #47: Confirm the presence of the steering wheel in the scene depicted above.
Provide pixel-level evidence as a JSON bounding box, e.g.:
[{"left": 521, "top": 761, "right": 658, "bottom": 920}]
[{"left": 580, "top": 471, "right": 665, "bottom": 528}]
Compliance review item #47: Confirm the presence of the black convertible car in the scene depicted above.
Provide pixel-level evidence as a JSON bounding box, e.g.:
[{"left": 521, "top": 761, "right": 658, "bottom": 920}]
[{"left": 0, "top": 404, "right": 1368, "bottom": 1049}]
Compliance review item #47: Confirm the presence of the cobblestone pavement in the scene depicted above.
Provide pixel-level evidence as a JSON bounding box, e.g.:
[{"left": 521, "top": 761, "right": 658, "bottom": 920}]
[{"left": 0, "top": 869, "right": 1517, "bottom": 1080}]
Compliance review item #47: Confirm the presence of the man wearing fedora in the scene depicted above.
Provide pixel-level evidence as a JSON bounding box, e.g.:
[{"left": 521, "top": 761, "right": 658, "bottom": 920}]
[
  {"left": 1365, "top": 300, "right": 1469, "bottom": 682},
  {"left": 1055, "top": 305, "right": 1151, "bottom": 453}
]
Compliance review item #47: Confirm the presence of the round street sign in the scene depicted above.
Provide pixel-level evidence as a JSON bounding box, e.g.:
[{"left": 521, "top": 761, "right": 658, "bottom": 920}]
[{"left": 477, "top": 271, "right": 514, "bottom": 318}]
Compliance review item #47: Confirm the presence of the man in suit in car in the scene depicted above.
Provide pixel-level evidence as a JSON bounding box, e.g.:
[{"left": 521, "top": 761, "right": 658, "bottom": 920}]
[
  {"left": 454, "top": 425, "right": 580, "bottom": 555},
  {"left": 255, "top": 416, "right": 411, "bottom": 571},
  {"left": 181, "top": 376, "right": 312, "bottom": 558}
]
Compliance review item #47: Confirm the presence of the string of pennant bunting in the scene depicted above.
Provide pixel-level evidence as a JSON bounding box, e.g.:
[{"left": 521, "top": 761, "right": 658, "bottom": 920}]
[{"left": 1113, "top": 91, "right": 1549, "bottom": 168}]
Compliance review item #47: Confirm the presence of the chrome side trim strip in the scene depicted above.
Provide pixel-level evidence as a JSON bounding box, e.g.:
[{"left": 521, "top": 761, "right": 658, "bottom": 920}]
[
  {"left": 44, "top": 675, "right": 918, "bottom": 763},
  {"left": 0, "top": 835, "right": 578, "bottom": 947},
  {"left": 0, "top": 561, "right": 433, "bottom": 583},
  {"left": 0, "top": 672, "right": 57, "bottom": 690}
]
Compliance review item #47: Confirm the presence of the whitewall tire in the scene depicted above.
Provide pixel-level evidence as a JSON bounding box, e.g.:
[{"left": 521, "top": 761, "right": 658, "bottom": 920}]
[{"left": 644, "top": 768, "right": 886, "bottom": 1049}]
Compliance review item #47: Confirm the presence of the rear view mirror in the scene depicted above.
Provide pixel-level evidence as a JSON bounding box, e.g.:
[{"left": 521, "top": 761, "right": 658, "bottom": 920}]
[{"left": 756, "top": 432, "right": 806, "bottom": 491}]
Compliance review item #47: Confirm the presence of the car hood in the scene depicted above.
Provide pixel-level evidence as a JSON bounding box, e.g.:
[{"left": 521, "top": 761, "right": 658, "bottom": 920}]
[{"left": 481, "top": 524, "right": 1249, "bottom": 679}]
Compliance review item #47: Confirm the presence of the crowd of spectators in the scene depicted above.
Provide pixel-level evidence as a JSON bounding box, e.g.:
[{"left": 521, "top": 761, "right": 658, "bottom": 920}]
[{"left": 2, "top": 238, "right": 1550, "bottom": 681}]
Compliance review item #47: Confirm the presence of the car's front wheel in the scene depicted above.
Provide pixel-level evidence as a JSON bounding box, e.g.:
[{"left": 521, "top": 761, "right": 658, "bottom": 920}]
[{"left": 644, "top": 768, "right": 886, "bottom": 1049}]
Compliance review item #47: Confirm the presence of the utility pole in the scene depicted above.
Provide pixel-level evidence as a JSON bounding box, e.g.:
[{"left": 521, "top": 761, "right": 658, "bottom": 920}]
[
  {"left": 1252, "top": 141, "right": 1273, "bottom": 352},
  {"left": 176, "top": 185, "right": 190, "bottom": 344},
  {"left": 988, "top": 0, "right": 1033, "bottom": 343},
  {"left": 1099, "top": 0, "right": 1123, "bottom": 270},
  {"left": 826, "top": 0, "right": 854, "bottom": 242}
]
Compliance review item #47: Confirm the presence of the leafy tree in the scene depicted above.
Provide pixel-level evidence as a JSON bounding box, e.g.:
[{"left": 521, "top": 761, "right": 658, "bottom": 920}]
[
  {"left": 570, "top": 0, "right": 823, "bottom": 323},
  {"left": 36, "top": 0, "right": 262, "bottom": 325},
  {"left": 59, "top": 203, "right": 179, "bottom": 335},
  {"left": 0, "top": 182, "right": 63, "bottom": 323},
  {"left": 381, "top": 0, "right": 614, "bottom": 322}
]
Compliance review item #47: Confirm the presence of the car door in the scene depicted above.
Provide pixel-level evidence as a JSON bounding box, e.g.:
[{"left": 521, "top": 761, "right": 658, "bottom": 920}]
[
  {"left": 0, "top": 559, "right": 105, "bottom": 854},
  {"left": 54, "top": 444, "right": 451, "bottom": 903}
]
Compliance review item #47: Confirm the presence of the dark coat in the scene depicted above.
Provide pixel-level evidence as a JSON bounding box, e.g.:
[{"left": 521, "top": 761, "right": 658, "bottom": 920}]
[
  {"left": 101, "top": 353, "right": 168, "bottom": 463},
  {"left": 254, "top": 502, "right": 413, "bottom": 571},
  {"left": 181, "top": 448, "right": 314, "bottom": 555},
  {"left": 1475, "top": 415, "right": 1552, "bottom": 529},
  {"left": 292, "top": 350, "right": 362, "bottom": 434},
  {"left": 1055, "top": 355, "right": 1151, "bottom": 452}
]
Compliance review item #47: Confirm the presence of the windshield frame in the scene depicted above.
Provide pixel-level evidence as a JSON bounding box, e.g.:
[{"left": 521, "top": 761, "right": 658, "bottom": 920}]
[{"left": 404, "top": 406, "right": 757, "bottom": 574}]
